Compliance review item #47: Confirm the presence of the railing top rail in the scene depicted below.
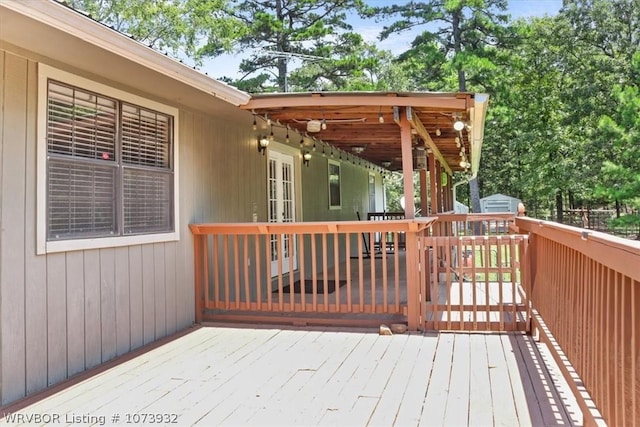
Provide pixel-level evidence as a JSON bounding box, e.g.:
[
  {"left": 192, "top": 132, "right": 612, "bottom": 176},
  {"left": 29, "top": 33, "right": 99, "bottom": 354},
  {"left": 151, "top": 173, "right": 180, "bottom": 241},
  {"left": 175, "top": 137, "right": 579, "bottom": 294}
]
[
  {"left": 516, "top": 216, "right": 640, "bottom": 282},
  {"left": 189, "top": 217, "right": 438, "bottom": 235},
  {"left": 435, "top": 212, "right": 516, "bottom": 221}
]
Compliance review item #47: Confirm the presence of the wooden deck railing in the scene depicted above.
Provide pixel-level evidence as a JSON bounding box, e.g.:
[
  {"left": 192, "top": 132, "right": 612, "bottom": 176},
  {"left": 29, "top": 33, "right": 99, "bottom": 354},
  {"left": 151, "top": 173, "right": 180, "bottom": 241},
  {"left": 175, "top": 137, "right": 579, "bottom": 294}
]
[
  {"left": 517, "top": 217, "right": 640, "bottom": 427},
  {"left": 190, "top": 219, "right": 435, "bottom": 329},
  {"left": 423, "top": 213, "right": 529, "bottom": 331},
  {"left": 430, "top": 212, "right": 517, "bottom": 237},
  {"left": 189, "top": 212, "right": 636, "bottom": 425},
  {"left": 420, "top": 234, "right": 529, "bottom": 331}
]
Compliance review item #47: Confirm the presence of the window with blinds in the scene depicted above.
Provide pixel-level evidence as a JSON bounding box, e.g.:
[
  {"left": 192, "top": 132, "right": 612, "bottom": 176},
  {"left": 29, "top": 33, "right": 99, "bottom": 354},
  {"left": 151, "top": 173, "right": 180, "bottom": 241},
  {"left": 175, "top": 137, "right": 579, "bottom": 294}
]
[{"left": 46, "top": 80, "right": 174, "bottom": 240}]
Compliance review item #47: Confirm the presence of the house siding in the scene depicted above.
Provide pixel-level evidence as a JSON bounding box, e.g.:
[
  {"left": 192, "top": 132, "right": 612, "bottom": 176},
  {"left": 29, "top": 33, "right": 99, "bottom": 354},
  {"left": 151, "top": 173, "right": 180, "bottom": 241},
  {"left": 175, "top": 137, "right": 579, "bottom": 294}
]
[
  {"left": 302, "top": 157, "right": 377, "bottom": 221},
  {"left": 0, "top": 45, "right": 381, "bottom": 406},
  {"left": 299, "top": 156, "right": 382, "bottom": 269}
]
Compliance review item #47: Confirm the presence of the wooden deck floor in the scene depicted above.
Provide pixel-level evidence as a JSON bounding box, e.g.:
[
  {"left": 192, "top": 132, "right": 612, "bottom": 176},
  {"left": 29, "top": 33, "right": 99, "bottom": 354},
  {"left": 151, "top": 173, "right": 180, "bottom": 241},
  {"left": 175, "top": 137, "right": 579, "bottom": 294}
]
[{"left": 2, "top": 326, "right": 581, "bottom": 427}]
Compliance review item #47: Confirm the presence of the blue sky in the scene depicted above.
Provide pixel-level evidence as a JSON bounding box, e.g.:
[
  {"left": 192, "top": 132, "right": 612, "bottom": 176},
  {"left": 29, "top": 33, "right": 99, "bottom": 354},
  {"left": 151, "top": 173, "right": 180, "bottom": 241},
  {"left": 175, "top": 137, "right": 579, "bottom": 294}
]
[{"left": 204, "top": 0, "right": 563, "bottom": 80}]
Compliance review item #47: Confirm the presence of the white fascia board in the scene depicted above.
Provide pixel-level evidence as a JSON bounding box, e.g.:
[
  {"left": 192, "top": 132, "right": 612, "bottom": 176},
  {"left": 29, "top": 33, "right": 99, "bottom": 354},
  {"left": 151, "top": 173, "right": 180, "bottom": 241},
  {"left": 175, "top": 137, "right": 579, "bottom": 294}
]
[
  {"left": 2, "top": 0, "right": 251, "bottom": 106},
  {"left": 470, "top": 93, "right": 489, "bottom": 178}
]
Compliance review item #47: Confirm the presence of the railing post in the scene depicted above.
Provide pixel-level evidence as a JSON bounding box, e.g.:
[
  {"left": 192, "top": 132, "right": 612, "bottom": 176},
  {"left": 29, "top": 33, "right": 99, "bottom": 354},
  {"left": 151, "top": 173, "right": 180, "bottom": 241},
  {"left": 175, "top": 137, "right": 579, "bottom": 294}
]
[
  {"left": 193, "top": 233, "right": 204, "bottom": 324},
  {"left": 405, "top": 230, "right": 421, "bottom": 331}
]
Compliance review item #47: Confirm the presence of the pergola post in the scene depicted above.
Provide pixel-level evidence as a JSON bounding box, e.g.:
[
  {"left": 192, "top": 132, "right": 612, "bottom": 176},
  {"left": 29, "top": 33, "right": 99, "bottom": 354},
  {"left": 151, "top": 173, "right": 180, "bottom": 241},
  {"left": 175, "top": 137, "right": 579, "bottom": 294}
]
[
  {"left": 399, "top": 108, "right": 421, "bottom": 330},
  {"left": 399, "top": 110, "right": 415, "bottom": 220},
  {"left": 419, "top": 169, "right": 429, "bottom": 216},
  {"left": 436, "top": 160, "right": 443, "bottom": 213},
  {"left": 429, "top": 152, "right": 437, "bottom": 215},
  {"left": 444, "top": 173, "right": 452, "bottom": 211}
]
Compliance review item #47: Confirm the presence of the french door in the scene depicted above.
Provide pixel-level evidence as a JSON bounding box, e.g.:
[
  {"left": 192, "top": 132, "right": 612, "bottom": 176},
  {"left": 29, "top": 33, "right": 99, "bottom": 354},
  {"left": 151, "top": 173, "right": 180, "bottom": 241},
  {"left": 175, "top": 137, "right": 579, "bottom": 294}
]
[{"left": 268, "top": 151, "right": 297, "bottom": 275}]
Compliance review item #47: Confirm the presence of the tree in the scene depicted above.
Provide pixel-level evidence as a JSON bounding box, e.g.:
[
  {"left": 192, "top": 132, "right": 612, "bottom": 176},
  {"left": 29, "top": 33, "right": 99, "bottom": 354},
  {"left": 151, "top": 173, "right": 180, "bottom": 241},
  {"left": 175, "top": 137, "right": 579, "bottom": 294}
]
[
  {"left": 364, "top": 0, "right": 512, "bottom": 92},
  {"left": 595, "top": 53, "right": 640, "bottom": 237},
  {"left": 62, "top": 0, "right": 242, "bottom": 64},
  {"left": 223, "top": 0, "right": 365, "bottom": 92},
  {"left": 479, "top": 16, "right": 579, "bottom": 219},
  {"left": 549, "top": 0, "right": 639, "bottom": 219},
  {"left": 290, "top": 42, "right": 412, "bottom": 91}
]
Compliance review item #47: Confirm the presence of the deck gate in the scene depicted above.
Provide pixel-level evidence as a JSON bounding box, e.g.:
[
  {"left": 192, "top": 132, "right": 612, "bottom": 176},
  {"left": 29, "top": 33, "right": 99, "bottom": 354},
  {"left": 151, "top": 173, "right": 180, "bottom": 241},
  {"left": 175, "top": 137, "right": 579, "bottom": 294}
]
[{"left": 419, "top": 234, "right": 530, "bottom": 332}]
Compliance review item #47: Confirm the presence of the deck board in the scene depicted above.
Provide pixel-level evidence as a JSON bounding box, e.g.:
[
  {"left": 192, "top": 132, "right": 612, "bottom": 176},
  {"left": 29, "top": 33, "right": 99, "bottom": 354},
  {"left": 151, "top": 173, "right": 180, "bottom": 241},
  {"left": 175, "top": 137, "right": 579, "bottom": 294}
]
[
  {"left": 486, "top": 330, "right": 520, "bottom": 426},
  {"left": 392, "top": 333, "right": 439, "bottom": 426},
  {"left": 442, "top": 333, "right": 470, "bottom": 426},
  {"left": 419, "top": 332, "right": 454, "bottom": 426},
  {"left": 467, "top": 334, "right": 494, "bottom": 426},
  {"left": 2, "top": 325, "right": 581, "bottom": 427}
]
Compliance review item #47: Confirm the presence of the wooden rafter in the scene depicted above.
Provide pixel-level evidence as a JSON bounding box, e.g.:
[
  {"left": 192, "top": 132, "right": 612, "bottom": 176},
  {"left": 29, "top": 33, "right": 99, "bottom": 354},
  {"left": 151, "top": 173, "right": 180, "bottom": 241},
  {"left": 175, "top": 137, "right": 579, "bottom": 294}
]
[{"left": 405, "top": 107, "right": 454, "bottom": 175}]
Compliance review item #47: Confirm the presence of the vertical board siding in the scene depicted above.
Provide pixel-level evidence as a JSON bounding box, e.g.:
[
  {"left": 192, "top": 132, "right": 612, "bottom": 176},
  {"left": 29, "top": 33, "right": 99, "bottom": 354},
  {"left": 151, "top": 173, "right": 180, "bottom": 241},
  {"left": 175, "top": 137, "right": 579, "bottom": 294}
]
[
  {"left": 177, "top": 112, "right": 195, "bottom": 328},
  {"left": 114, "top": 246, "right": 131, "bottom": 356},
  {"left": 301, "top": 157, "right": 373, "bottom": 222},
  {"left": 65, "top": 251, "right": 85, "bottom": 377},
  {"left": 164, "top": 243, "right": 178, "bottom": 335},
  {"left": 24, "top": 58, "right": 48, "bottom": 396},
  {"left": 83, "top": 250, "right": 102, "bottom": 370},
  {"left": 100, "top": 249, "right": 117, "bottom": 362},
  {"left": 128, "top": 245, "right": 144, "bottom": 350},
  {"left": 0, "top": 50, "right": 27, "bottom": 404},
  {"left": 141, "top": 244, "right": 156, "bottom": 345},
  {"left": 153, "top": 243, "right": 167, "bottom": 338},
  {"left": 46, "top": 253, "right": 67, "bottom": 386}
]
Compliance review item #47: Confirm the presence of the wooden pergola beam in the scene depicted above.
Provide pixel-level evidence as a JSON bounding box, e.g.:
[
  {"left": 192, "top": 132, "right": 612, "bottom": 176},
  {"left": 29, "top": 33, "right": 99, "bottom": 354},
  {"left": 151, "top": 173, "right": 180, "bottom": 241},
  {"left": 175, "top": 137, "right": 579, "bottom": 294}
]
[
  {"left": 242, "top": 95, "right": 467, "bottom": 111},
  {"left": 405, "top": 107, "right": 453, "bottom": 175}
]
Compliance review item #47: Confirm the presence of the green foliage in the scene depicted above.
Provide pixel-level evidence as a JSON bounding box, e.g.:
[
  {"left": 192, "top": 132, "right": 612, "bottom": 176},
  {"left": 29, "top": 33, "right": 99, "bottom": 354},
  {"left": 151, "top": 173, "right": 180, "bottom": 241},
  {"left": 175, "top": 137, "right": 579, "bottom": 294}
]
[
  {"left": 224, "top": 0, "right": 365, "bottom": 92},
  {"left": 364, "top": 0, "right": 511, "bottom": 91},
  {"left": 62, "top": 0, "right": 242, "bottom": 63},
  {"left": 478, "top": 1, "right": 639, "bottom": 222},
  {"left": 384, "top": 172, "right": 424, "bottom": 214},
  {"left": 595, "top": 52, "right": 640, "bottom": 221},
  {"left": 290, "top": 43, "right": 412, "bottom": 91}
]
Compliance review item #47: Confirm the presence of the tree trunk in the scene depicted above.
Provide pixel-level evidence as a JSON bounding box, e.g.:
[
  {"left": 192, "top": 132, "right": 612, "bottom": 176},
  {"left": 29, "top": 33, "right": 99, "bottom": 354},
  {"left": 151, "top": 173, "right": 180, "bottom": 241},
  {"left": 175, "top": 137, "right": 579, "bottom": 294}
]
[
  {"left": 451, "top": 9, "right": 466, "bottom": 91},
  {"left": 556, "top": 189, "right": 564, "bottom": 223},
  {"left": 568, "top": 190, "right": 575, "bottom": 209},
  {"left": 275, "top": 0, "right": 287, "bottom": 91},
  {"left": 615, "top": 199, "right": 621, "bottom": 218}
]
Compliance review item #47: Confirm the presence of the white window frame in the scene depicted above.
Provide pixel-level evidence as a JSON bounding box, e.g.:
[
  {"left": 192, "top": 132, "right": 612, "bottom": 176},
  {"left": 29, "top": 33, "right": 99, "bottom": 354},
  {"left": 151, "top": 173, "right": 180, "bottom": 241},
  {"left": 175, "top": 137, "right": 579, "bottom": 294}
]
[
  {"left": 37, "top": 64, "right": 180, "bottom": 254},
  {"left": 328, "top": 159, "right": 342, "bottom": 210}
]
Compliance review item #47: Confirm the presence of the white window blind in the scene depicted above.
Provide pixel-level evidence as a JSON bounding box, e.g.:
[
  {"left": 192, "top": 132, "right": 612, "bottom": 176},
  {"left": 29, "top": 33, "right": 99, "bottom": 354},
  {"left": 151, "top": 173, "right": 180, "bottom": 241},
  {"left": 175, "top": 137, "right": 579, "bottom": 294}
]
[{"left": 46, "top": 80, "right": 174, "bottom": 241}]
